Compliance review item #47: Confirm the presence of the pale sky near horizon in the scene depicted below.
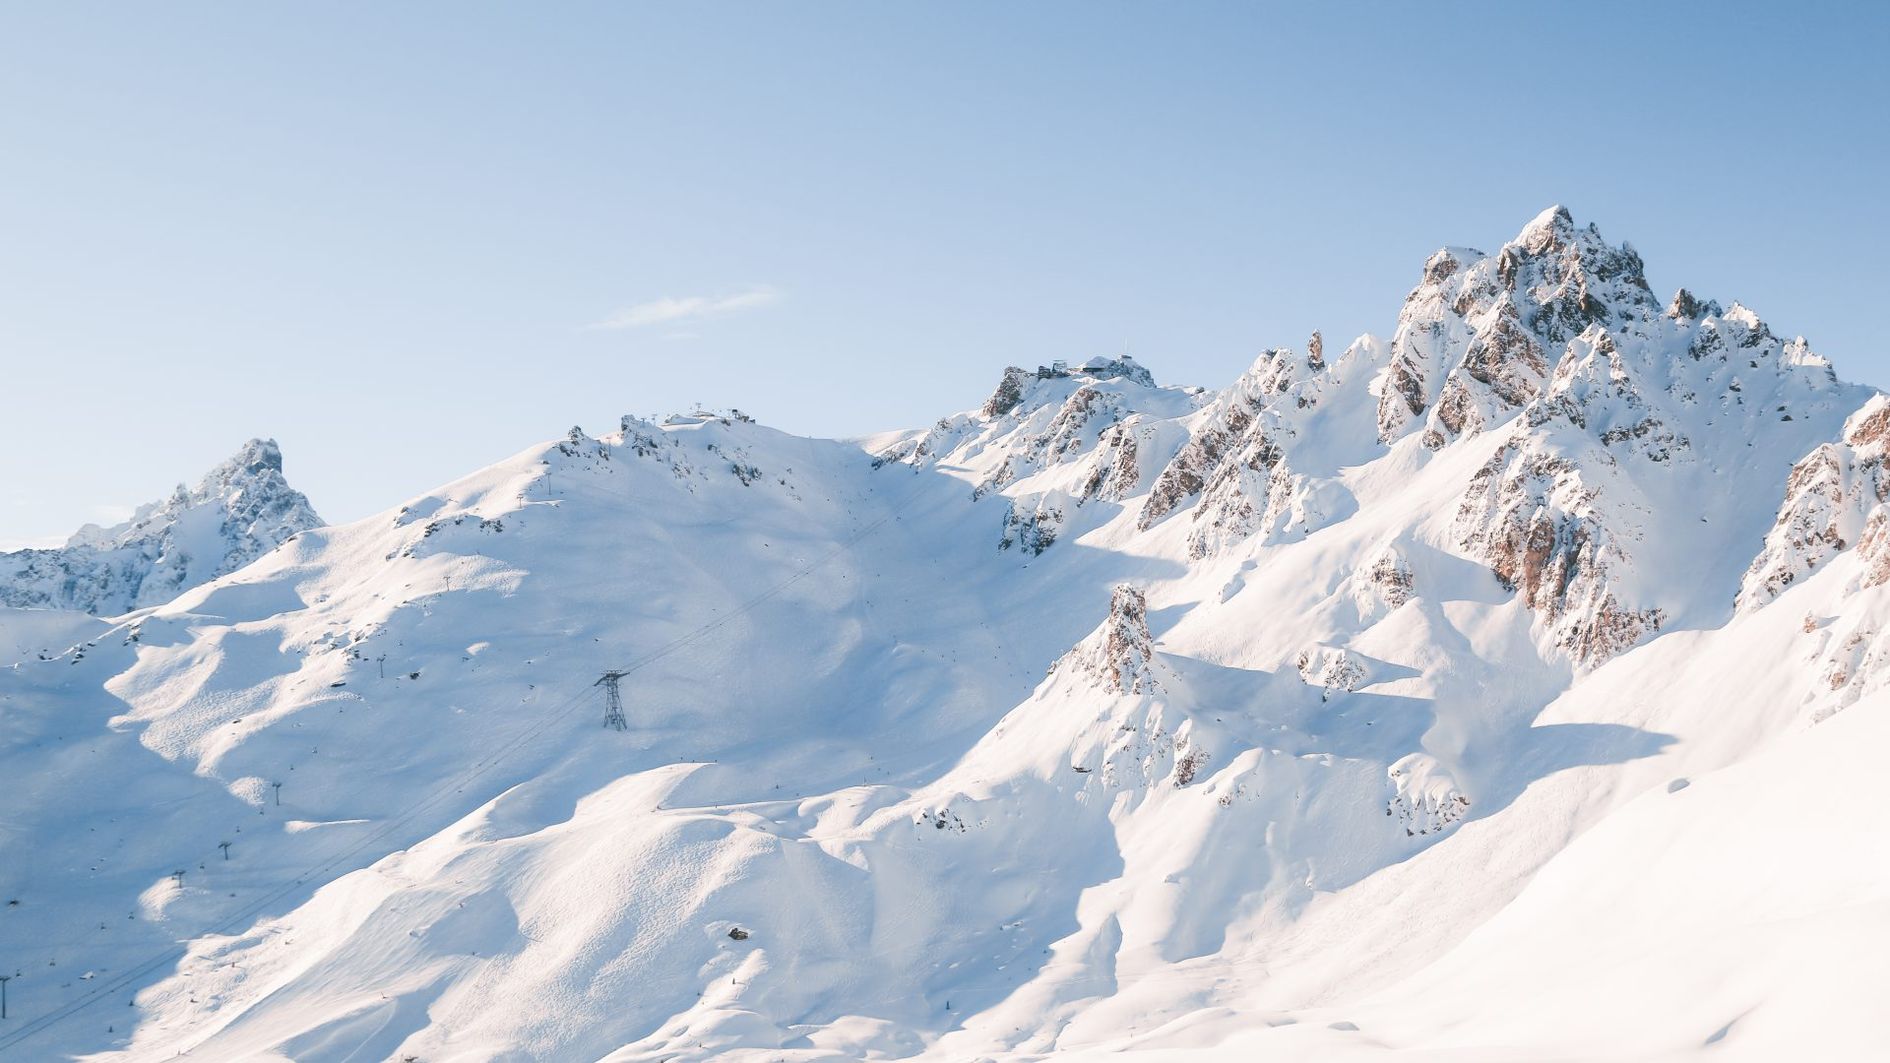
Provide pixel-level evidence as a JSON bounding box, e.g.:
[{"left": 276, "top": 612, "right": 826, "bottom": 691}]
[{"left": 3, "top": 1, "right": 1886, "bottom": 548}]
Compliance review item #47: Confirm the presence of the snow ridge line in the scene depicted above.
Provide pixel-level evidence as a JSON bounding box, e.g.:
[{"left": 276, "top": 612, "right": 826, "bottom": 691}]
[{"left": 0, "top": 479, "right": 921, "bottom": 1054}]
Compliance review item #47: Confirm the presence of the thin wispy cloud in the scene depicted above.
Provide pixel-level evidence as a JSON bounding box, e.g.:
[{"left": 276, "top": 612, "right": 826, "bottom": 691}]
[{"left": 588, "top": 285, "right": 781, "bottom": 330}]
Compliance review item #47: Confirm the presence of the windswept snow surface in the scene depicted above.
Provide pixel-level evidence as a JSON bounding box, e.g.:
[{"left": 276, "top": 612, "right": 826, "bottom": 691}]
[{"left": 3, "top": 211, "right": 1888, "bottom": 1061}]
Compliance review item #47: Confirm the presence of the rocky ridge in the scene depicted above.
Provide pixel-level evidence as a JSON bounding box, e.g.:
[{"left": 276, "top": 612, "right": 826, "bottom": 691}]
[
  {"left": 0, "top": 439, "right": 322, "bottom": 615},
  {"left": 877, "top": 206, "right": 1874, "bottom": 668}
]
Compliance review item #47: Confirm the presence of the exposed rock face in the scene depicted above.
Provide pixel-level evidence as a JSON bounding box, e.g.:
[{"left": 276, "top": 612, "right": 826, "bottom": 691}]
[
  {"left": 1296, "top": 644, "right": 1368, "bottom": 700},
  {"left": 875, "top": 359, "right": 1188, "bottom": 505},
  {"left": 1386, "top": 753, "right": 1471, "bottom": 837},
  {"left": 1352, "top": 543, "right": 1415, "bottom": 617},
  {"left": 1141, "top": 346, "right": 1314, "bottom": 533},
  {"left": 1800, "top": 616, "right": 1890, "bottom": 724},
  {"left": 0, "top": 439, "right": 323, "bottom": 615},
  {"left": 1060, "top": 584, "right": 1164, "bottom": 695},
  {"left": 1373, "top": 205, "right": 1658, "bottom": 448},
  {"left": 1740, "top": 395, "right": 1890, "bottom": 609},
  {"left": 1075, "top": 421, "right": 1148, "bottom": 502},
  {"left": 1857, "top": 510, "right": 1890, "bottom": 590},
  {"left": 1138, "top": 336, "right": 1379, "bottom": 559},
  {"left": 1455, "top": 439, "right": 1665, "bottom": 664},
  {"left": 884, "top": 206, "right": 1868, "bottom": 673},
  {"left": 981, "top": 366, "right": 1030, "bottom": 419},
  {"left": 968, "top": 583, "right": 1194, "bottom": 791},
  {"left": 1431, "top": 209, "right": 1862, "bottom": 666},
  {"left": 1666, "top": 287, "right": 1719, "bottom": 322},
  {"left": 1049, "top": 583, "right": 1216, "bottom": 790},
  {"left": 976, "top": 385, "right": 1132, "bottom": 498},
  {"left": 998, "top": 493, "right": 1065, "bottom": 555}
]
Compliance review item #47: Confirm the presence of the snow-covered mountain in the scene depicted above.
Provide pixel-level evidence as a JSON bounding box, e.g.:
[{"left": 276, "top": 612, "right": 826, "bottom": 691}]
[
  {"left": 0, "top": 438, "right": 322, "bottom": 615},
  {"left": 3, "top": 209, "right": 1887, "bottom": 1062}
]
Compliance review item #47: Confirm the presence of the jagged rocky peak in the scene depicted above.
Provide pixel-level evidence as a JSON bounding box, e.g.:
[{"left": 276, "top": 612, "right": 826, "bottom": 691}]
[
  {"left": 981, "top": 366, "right": 1031, "bottom": 418},
  {"left": 876, "top": 351, "right": 1198, "bottom": 502},
  {"left": 1047, "top": 582, "right": 1216, "bottom": 789},
  {"left": 1506, "top": 205, "right": 1656, "bottom": 327},
  {"left": 72, "top": 437, "right": 321, "bottom": 559},
  {"left": 972, "top": 384, "right": 1140, "bottom": 499},
  {"left": 1740, "top": 395, "right": 1890, "bottom": 610},
  {"left": 0, "top": 438, "right": 323, "bottom": 615},
  {"left": 1138, "top": 333, "right": 1377, "bottom": 559},
  {"left": 1059, "top": 583, "right": 1164, "bottom": 694},
  {"left": 1374, "top": 205, "right": 1660, "bottom": 447},
  {"left": 980, "top": 355, "right": 1156, "bottom": 420},
  {"left": 1665, "top": 287, "right": 1722, "bottom": 322},
  {"left": 1368, "top": 205, "right": 1873, "bottom": 667},
  {"left": 1451, "top": 307, "right": 1864, "bottom": 666}
]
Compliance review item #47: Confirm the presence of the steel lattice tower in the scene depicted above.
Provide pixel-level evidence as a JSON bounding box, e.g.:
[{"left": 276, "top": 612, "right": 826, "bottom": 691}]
[{"left": 596, "top": 670, "right": 630, "bottom": 731}]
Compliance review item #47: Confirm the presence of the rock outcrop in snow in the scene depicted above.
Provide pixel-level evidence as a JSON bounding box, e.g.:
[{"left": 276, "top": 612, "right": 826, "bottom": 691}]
[
  {"left": 1454, "top": 431, "right": 1667, "bottom": 664},
  {"left": 999, "top": 492, "right": 1066, "bottom": 555},
  {"left": 1037, "top": 584, "right": 1223, "bottom": 791},
  {"left": 869, "top": 207, "right": 1869, "bottom": 670},
  {"left": 1351, "top": 541, "right": 1416, "bottom": 618},
  {"left": 1139, "top": 334, "right": 1380, "bottom": 559},
  {"left": 1797, "top": 612, "right": 1890, "bottom": 724},
  {"left": 1386, "top": 753, "right": 1471, "bottom": 837},
  {"left": 1741, "top": 395, "right": 1890, "bottom": 609},
  {"left": 0, "top": 439, "right": 322, "bottom": 614},
  {"left": 877, "top": 358, "right": 1191, "bottom": 502},
  {"left": 1428, "top": 212, "right": 1863, "bottom": 664},
  {"left": 1297, "top": 644, "right": 1370, "bottom": 699},
  {"left": 1058, "top": 583, "right": 1165, "bottom": 694},
  {"left": 1373, "top": 205, "right": 1657, "bottom": 448},
  {"left": 10, "top": 207, "right": 1890, "bottom": 1063}
]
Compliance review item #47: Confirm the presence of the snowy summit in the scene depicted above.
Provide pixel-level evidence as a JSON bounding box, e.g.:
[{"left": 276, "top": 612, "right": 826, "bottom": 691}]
[
  {"left": 0, "top": 438, "right": 321, "bottom": 615},
  {"left": 2, "top": 209, "right": 1887, "bottom": 1061}
]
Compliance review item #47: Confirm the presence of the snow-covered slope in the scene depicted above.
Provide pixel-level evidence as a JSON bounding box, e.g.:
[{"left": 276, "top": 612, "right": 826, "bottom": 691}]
[
  {"left": 2, "top": 210, "right": 1885, "bottom": 1061},
  {"left": 0, "top": 439, "right": 322, "bottom": 615}
]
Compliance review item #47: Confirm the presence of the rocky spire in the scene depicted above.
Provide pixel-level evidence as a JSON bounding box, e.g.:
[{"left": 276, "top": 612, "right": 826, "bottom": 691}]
[
  {"left": 1060, "top": 584, "right": 1164, "bottom": 694},
  {"left": 1665, "top": 287, "right": 1721, "bottom": 322},
  {"left": 1373, "top": 205, "right": 1659, "bottom": 447},
  {"left": 0, "top": 439, "right": 323, "bottom": 614},
  {"left": 981, "top": 367, "right": 1030, "bottom": 419}
]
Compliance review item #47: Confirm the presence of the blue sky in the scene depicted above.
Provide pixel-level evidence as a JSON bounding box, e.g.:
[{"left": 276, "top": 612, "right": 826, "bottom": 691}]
[{"left": 3, "top": 2, "right": 1886, "bottom": 546}]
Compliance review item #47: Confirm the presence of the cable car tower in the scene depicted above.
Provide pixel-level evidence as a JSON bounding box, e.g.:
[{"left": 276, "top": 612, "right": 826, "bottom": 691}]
[{"left": 596, "top": 670, "right": 630, "bottom": 731}]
